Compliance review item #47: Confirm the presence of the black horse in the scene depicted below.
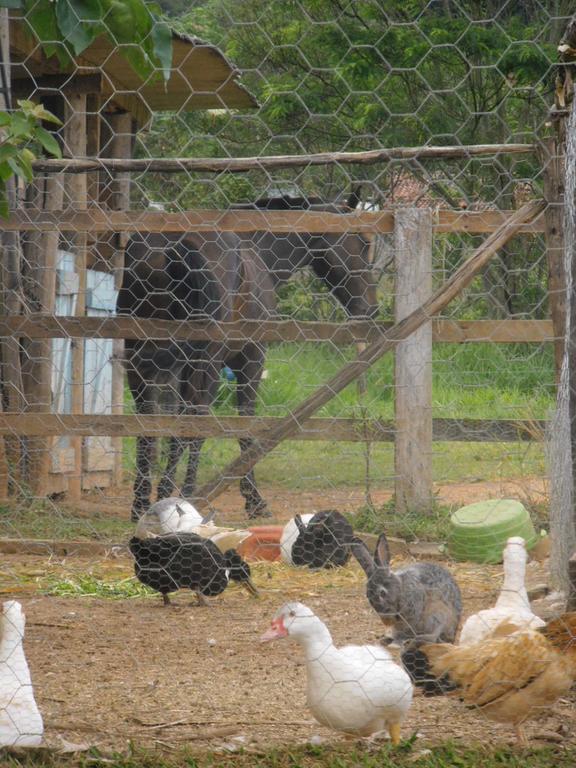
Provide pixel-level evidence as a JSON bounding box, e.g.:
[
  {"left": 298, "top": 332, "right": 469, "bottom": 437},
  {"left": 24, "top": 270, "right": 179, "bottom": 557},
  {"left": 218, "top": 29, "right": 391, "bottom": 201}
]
[
  {"left": 118, "top": 231, "right": 276, "bottom": 521},
  {"left": 118, "top": 192, "right": 377, "bottom": 520},
  {"left": 234, "top": 189, "right": 377, "bottom": 318}
]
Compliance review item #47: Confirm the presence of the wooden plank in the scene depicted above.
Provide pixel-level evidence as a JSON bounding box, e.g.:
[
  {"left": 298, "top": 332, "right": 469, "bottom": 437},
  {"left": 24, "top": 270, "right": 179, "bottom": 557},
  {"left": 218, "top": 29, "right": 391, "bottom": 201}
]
[
  {"left": 191, "top": 201, "right": 546, "bottom": 510},
  {"left": 0, "top": 413, "right": 547, "bottom": 442},
  {"left": 539, "top": 138, "right": 566, "bottom": 381},
  {"left": 24, "top": 177, "right": 65, "bottom": 497},
  {"left": 30, "top": 143, "right": 536, "bottom": 175},
  {"left": 63, "top": 94, "right": 88, "bottom": 501},
  {"left": 394, "top": 209, "right": 433, "bottom": 513},
  {"left": 12, "top": 73, "right": 103, "bottom": 97},
  {"left": 0, "top": 207, "right": 546, "bottom": 235},
  {"left": 0, "top": 315, "right": 555, "bottom": 344}
]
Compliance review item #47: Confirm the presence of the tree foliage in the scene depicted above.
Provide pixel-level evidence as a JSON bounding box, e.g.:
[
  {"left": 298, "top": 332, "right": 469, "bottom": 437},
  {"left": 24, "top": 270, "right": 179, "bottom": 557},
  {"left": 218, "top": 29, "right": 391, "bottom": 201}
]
[{"left": 4, "top": 0, "right": 173, "bottom": 82}]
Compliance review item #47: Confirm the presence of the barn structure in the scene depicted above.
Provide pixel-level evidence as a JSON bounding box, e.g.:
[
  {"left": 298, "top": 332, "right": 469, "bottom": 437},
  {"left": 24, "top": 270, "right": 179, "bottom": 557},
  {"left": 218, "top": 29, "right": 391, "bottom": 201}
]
[{"left": 1, "top": 14, "right": 256, "bottom": 498}]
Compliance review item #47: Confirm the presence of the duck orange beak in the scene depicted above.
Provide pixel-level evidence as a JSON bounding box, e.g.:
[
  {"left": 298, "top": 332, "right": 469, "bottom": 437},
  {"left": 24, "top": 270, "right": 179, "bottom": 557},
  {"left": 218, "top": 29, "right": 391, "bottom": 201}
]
[{"left": 260, "top": 616, "right": 288, "bottom": 643}]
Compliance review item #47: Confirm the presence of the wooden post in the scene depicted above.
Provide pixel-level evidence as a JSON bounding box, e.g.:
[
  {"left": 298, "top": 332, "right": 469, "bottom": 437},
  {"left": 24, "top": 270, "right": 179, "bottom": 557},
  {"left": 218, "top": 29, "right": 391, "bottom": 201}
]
[
  {"left": 394, "top": 209, "right": 433, "bottom": 514},
  {"left": 63, "top": 94, "right": 88, "bottom": 500},
  {"left": 103, "top": 111, "right": 132, "bottom": 488},
  {"left": 192, "top": 201, "right": 544, "bottom": 510},
  {"left": 539, "top": 138, "right": 566, "bottom": 382},
  {"left": 567, "top": 552, "right": 576, "bottom": 611},
  {"left": 0, "top": 9, "right": 14, "bottom": 497}
]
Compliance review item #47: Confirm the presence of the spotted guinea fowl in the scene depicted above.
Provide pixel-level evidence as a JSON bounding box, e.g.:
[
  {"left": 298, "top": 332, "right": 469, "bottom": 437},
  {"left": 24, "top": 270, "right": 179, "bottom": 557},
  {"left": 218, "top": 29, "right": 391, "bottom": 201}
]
[
  {"left": 129, "top": 533, "right": 259, "bottom": 606},
  {"left": 261, "top": 602, "right": 413, "bottom": 744}
]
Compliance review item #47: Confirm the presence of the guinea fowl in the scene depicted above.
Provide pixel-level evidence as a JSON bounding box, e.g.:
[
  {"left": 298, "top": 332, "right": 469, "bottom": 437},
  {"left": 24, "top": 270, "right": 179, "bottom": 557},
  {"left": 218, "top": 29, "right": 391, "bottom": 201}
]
[
  {"left": 129, "top": 533, "right": 259, "bottom": 606},
  {"left": 261, "top": 602, "right": 413, "bottom": 744},
  {"left": 0, "top": 601, "right": 43, "bottom": 747},
  {"left": 134, "top": 497, "right": 252, "bottom": 553},
  {"left": 459, "top": 537, "right": 544, "bottom": 646}
]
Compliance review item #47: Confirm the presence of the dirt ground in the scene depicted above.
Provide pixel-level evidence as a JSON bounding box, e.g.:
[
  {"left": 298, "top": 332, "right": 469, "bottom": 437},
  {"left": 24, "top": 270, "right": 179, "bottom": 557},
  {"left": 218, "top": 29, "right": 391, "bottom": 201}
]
[{"left": 1, "top": 535, "right": 574, "bottom": 757}]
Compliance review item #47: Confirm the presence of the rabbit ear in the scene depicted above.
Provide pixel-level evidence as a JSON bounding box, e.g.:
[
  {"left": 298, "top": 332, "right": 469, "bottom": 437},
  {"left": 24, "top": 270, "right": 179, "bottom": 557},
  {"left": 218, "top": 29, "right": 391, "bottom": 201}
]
[
  {"left": 374, "top": 533, "right": 391, "bottom": 568},
  {"left": 294, "top": 514, "right": 306, "bottom": 533},
  {"left": 350, "top": 537, "right": 376, "bottom": 576}
]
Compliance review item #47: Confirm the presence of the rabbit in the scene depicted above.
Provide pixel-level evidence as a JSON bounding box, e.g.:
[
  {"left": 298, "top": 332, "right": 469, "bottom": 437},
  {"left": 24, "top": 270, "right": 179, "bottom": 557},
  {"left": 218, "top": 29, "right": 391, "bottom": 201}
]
[
  {"left": 350, "top": 532, "right": 462, "bottom": 694},
  {"left": 350, "top": 533, "right": 462, "bottom": 644},
  {"left": 129, "top": 533, "right": 259, "bottom": 606},
  {"left": 290, "top": 510, "right": 355, "bottom": 569}
]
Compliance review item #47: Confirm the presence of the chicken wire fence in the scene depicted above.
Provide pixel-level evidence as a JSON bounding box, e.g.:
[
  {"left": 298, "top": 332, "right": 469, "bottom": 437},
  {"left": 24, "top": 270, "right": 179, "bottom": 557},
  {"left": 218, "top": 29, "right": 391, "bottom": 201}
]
[{"left": 0, "top": 0, "right": 573, "bottom": 755}]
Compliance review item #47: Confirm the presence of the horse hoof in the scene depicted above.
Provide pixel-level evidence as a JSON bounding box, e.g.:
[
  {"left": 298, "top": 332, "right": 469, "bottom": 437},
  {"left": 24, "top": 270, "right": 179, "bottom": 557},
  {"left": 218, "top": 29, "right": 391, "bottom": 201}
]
[{"left": 246, "top": 501, "right": 272, "bottom": 520}]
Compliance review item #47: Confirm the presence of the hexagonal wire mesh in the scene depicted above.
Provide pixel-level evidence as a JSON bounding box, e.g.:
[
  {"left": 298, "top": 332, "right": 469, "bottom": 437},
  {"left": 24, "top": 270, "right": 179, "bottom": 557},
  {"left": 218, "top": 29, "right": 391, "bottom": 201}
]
[{"left": 0, "top": 0, "right": 573, "bottom": 755}]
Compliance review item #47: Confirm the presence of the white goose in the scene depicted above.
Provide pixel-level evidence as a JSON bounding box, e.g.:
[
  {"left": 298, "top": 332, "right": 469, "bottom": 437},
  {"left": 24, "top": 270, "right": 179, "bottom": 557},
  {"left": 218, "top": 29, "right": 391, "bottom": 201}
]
[
  {"left": 0, "top": 601, "right": 43, "bottom": 747},
  {"left": 261, "top": 602, "right": 413, "bottom": 744},
  {"left": 459, "top": 536, "right": 545, "bottom": 646},
  {"left": 134, "top": 497, "right": 252, "bottom": 553}
]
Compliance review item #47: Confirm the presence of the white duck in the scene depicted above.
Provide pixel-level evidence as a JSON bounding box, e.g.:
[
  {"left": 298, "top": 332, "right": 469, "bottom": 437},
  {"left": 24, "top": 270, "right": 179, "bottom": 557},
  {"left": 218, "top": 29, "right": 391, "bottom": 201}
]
[
  {"left": 459, "top": 536, "right": 545, "bottom": 646},
  {"left": 0, "top": 601, "right": 43, "bottom": 747},
  {"left": 280, "top": 514, "right": 313, "bottom": 565},
  {"left": 134, "top": 497, "right": 252, "bottom": 553},
  {"left": 261, "top": 602, "right": 413, "bottom": 744}
]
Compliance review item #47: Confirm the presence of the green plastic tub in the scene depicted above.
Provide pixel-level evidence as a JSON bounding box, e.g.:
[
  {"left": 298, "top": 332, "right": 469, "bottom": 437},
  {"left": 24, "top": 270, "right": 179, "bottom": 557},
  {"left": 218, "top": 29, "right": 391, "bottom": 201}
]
[{"left": 448, "top": 499, "right": 538, "bottom": 564}]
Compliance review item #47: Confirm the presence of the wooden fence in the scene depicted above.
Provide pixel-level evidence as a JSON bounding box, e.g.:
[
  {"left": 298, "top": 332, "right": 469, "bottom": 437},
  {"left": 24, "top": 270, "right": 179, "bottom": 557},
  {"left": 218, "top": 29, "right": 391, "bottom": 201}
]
[
  {"left": 0, "top": 139, "right": 561, "bottom": 512},
  {"left": 0, "top": 196, "right": 551, "bottom": 512}
]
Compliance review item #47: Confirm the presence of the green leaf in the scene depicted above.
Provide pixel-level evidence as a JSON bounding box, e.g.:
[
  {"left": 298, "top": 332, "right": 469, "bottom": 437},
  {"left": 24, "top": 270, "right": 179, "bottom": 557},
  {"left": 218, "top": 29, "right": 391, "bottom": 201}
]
[
  {"left": 151, "top": 20, "right": 173, "bottom": 82},
  {"left": 0, "top": 145, "right": 18, "bottom": 164},
  {"left": 8, "top": 156, "right": 32, "bottom": 182},
  {"left": 17, "top": 100, "right": 62, "bottom": 125},
  {"left": 0, "top": 0, "right": 23, "bottom": 8},
  {"left": 0, "top": 112, "right": 10, "bottom": 127},
  {"left": 0, "top": 187, "right": 9, "bottom": 219},
  {"left": 9, "top": 112, "right": 34, "bottom": 139},
  {"left": 56, "top": 0, "right": 98, "bottom": 55},
  {"left": 35, "top": 126, "right": 62, "bottom": 158},
  {"left": 0, "top": 161, "right": 14, "bottom": 182}
]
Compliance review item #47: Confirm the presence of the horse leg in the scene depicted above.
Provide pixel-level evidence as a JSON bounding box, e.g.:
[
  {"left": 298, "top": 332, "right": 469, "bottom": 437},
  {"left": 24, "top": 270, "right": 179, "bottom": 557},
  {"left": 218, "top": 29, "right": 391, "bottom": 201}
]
[
  {"left": 129, "top": 373, "right": 157, "bottom": 521},
  {"left": 234, "top": 345, "right": 270, "bottom": 519},
  {"left": 182, "top": 436, "right": 205, "bottom": 499},
  {"left": 157, "top": 436, "right": 187, "bottom": 500}
]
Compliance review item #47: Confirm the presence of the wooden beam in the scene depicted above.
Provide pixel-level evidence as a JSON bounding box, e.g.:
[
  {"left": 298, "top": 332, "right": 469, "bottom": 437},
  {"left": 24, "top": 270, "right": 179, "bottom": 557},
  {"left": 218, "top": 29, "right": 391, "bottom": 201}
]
[
  {"left": 0, "top": 413, "right": 546, "bottom": 442},
  {"left": 191, "top": 200, "right": 546, "bottom": 510},
  {"left": 12, "top": 73, "right": 102, "bottom": 98},
  {"left": 0, "top": 316, "right": 555, "bottom": 344},
  {"left": 30, "top": 143, "right": 536, "bottom": 175},
  {"left": 0, "top": 207, "right": 546, "bottom": 235},
  {"left": 394, "top": 209, "right": 433, "bottom": 513}
]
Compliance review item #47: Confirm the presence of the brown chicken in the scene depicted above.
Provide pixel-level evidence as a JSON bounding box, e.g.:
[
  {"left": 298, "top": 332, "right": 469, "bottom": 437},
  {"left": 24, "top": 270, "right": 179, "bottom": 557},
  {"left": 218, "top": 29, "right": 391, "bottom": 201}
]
[{"left": 420, "top": 613, "right": 576, "bottom": 745}]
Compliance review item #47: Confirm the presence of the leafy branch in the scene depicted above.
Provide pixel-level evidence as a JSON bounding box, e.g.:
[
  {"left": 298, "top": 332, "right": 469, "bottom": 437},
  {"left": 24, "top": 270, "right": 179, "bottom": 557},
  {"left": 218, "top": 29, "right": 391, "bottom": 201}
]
[
  {"left": 0, "top": 99, "right": 62, "bottom": 217},
  {"left": 4, "top": 0, "right": 173, "bottom": 83}
]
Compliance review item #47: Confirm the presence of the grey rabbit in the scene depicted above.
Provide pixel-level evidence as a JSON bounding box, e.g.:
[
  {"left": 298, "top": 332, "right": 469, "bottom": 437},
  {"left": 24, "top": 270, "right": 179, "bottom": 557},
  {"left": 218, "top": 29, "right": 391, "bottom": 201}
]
[{"left": 350, "top": 533, "right": 462, "bottom": 644}]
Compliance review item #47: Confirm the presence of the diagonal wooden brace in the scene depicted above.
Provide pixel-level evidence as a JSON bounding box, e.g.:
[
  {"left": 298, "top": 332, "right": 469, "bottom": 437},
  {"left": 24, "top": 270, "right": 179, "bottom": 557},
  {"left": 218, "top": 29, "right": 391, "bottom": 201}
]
[{"left": 193, "top": 200, "right": 546, "bottom": 510}]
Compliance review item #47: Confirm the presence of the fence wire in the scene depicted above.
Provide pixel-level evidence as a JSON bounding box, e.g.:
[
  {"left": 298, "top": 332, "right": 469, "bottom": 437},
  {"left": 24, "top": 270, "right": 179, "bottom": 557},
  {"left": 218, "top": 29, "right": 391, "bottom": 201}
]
[{"left": 0, "top": 0, "right": 572, "bottom": 756}]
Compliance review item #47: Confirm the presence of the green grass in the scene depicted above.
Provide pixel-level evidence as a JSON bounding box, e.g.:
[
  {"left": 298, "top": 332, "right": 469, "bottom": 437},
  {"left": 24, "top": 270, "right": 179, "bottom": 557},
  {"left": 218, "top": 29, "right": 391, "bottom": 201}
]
[
  {"left": 0, "top": 501, "right": 133, "bottom": 541},
  {"left": 122, "top": 341, "right": 552, "bottom": 491},
  {"left": 3, "top": 741, "right": 576, "bottom": 768},
  {"left": 42, "top": 574, "right": 154, "bottom": 599}
]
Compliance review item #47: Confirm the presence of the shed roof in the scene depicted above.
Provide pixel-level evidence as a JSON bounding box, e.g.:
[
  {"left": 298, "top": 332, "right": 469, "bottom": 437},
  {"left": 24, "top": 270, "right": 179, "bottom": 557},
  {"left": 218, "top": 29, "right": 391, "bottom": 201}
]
[{"left": 9, "top": 16, "right": 257, "bottom": 124}]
